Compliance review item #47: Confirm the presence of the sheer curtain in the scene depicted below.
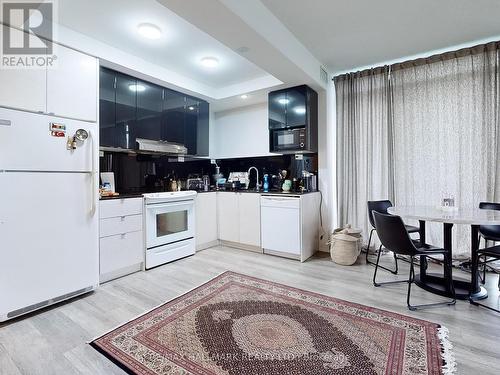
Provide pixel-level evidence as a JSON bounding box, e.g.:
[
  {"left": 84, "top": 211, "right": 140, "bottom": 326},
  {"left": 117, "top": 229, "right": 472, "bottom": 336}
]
[
  {"left": 335, "top": 44, "right": 500, "bottom": 257},
  {"left": 335, "top": 69, "right": 394, "bottom": 245},
  {"left": 391, "top": 46, "right": 500, "bottom": 257}
]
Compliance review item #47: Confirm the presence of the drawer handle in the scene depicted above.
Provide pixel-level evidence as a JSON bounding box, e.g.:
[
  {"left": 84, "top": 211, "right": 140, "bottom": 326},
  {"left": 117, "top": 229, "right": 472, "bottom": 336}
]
[
  {"left": 121, "top": 233, "right": 126, "bottom": 239},
  {"left": 120, "top": 216, "right": 126, "bottom": 221}
]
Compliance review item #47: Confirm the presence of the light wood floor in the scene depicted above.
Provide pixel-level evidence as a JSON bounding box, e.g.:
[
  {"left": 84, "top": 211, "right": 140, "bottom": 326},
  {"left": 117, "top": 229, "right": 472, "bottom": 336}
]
[{"left": 1, "top": 246, "right": 499, "bottom": 375}]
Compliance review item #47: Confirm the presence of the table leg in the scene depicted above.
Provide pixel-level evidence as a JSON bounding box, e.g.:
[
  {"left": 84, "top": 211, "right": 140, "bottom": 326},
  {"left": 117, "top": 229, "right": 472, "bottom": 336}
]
[
  {"left": 470, "top": 225, "right": 488, "bottom": 300},
  {"left": 419, "top": 220, "right": 426, "bottom": 245},
  {"left": 419, "top": 220, "right": 427, "bottom": 281}
]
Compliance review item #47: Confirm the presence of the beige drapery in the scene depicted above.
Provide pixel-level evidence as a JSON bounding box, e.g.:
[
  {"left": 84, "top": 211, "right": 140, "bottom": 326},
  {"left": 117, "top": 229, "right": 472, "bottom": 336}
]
[
  {"left": 335, "top": 68, "right": 394, "bottom": 245},
  {"left": 335, "top": 43, "right": 500, "bottom": 257}
]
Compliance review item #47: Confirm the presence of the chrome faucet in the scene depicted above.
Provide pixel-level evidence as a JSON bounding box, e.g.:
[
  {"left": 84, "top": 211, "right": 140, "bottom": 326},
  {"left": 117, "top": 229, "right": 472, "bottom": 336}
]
[{"left": 247, "top": 166, "right": 260, "bottom": 191}]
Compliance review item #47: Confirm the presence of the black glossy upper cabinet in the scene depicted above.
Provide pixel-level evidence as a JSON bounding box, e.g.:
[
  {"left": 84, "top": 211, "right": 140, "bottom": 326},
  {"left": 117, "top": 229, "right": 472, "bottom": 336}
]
[
  {"left": 163, "top": 89, "right": 185, "bottom": 145},
  {"left": 184, "top": 96, "right": 198, "bottom": 156},
  {"left": 162, "top": 91, "right": 209, "bottom": 156},
  {"left": 99, "top": 68, "right": 116, "bottom": 147},
  {"left": 99, "top": 68, "right": 137, "bottom": 149},
  {"left": 114, "top": 73, "right": 137, "bottom": 149},
  {"left": 136, "top": 81, "right": 163, "bottom": 141},
  {"left": 268, "top": 85, "right": 317, "bottom": 130},
  {"left": 196, "top": 100, "right": 209, "bottom": 156},
  {"left": 99, "top": 67, "right": 209, "bottom": 156},
  {"left": 268, "top": 90, "right": 287, "bottom": 129}
]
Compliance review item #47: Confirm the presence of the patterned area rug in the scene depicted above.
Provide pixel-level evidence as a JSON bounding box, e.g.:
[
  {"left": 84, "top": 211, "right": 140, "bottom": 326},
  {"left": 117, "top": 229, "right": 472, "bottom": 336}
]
[{"left": 90, "top": 271, "right": 455, "bottom": 375}]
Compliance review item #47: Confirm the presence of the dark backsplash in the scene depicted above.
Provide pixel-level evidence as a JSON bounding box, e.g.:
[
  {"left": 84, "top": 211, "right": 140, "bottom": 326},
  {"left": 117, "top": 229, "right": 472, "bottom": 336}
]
[{"left": 100, "top": 152, "right": 318, "bottom": 194}]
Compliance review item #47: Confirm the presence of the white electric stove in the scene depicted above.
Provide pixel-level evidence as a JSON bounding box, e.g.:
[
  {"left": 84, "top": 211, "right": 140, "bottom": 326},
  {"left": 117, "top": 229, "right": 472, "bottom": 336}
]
[{"left": 143, "top": 191, "right": 197, "bottom": 269}]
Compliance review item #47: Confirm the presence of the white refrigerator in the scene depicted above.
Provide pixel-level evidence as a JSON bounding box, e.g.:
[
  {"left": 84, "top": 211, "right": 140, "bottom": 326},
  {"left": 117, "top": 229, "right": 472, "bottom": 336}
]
[{"left": 0, "top": 107, "right": 99, "bottom": 322}]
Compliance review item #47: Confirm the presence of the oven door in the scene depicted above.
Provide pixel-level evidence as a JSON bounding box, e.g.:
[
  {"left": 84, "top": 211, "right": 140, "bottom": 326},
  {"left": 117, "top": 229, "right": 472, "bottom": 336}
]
[{"left": 145, "top": 200, "right": 195, "bottom": 249}]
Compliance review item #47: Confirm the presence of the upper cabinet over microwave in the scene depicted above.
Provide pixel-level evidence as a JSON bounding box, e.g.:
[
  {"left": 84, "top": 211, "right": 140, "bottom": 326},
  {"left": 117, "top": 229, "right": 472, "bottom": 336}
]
[
  {"left": 268, "top": 85, "right": 318, "bottom": 154},
  {"left": 268, "top": 85, "right": 318, "bottom": 130}
]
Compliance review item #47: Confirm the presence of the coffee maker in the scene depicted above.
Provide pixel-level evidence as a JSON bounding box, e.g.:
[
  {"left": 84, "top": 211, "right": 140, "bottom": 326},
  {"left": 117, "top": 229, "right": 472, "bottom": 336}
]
[{"left": 302, "top": 171, "right": 317, "bottom": 192}]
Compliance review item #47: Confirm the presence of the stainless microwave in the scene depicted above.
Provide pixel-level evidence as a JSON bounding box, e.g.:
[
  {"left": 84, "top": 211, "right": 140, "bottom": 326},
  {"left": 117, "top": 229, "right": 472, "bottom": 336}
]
[{"left": 272, "top": 128, "right": 307, "bottom": 152}]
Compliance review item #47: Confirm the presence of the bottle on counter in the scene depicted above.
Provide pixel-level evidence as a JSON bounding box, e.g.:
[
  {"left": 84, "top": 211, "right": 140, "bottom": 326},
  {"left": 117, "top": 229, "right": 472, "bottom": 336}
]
[
  {"left": 263, "top": 174, "right": 269, "bottom": 192},
  {"left": 203, "top": 175, "right": 210, "bottom": 192}
]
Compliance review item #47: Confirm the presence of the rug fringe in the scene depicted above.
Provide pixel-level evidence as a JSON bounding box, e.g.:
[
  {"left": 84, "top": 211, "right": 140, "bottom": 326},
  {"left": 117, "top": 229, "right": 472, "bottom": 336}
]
[{"left": 438, "top": 326, "right": 457, "bottom": 374}]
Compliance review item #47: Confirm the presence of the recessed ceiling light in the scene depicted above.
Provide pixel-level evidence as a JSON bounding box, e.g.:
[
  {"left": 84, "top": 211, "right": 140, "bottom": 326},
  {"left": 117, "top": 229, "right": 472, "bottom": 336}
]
[
  {"left": 129, "top": 83, "right": 146, "bottom": 92},
  {"left": 137, "top": 23, "right": 162, "bottom": 40},
  {"left": 240, "top": 94, "right": 249, "bottom": 99},
  {"left": 200, "top": 57, "right": 219, "bottom": 68},
  {"left": 294, "top": 106, "right": 306, "bottom": 114},
  {"left": 278, "top": 98, "right": 290, "bottom": 105}
]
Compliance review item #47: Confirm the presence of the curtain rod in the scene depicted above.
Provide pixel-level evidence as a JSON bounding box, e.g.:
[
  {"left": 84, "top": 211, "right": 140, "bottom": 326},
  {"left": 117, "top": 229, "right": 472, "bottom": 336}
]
[{"left": 333, "top": 40, "right": 500, "bottom": 81}]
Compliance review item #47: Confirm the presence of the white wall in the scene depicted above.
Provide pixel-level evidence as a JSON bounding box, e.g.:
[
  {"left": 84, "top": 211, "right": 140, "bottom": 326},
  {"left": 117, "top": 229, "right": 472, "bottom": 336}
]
[
  {"left": 212, "top": 103, "right": 276, "bottom": 159},
  {"left": 211, "top": 91, "right": 337, "bottom": 254},
  {"left": 315, "top": 83, "right": 336, "bottom": 252}
]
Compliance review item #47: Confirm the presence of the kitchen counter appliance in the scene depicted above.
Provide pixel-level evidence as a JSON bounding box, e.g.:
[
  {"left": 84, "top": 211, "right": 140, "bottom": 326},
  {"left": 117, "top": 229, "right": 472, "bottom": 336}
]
[
  {"left": 143, "top": 191, "right": 197, "bottom": 269},
  {"left": 260, "top": 193, "right": 320, "bottom": 262}
]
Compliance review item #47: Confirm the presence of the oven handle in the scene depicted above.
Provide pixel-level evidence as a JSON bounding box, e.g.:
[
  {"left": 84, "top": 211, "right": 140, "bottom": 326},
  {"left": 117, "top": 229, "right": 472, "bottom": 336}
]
[{"left": 145, "top": 201, "right": 194, "bottom": 210}]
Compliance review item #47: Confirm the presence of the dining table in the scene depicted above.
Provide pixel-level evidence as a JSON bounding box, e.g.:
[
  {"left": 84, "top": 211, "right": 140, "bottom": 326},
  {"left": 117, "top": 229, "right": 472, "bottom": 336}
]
[{"left": 387, "top": 205, "right": 500, "bottom": 300}]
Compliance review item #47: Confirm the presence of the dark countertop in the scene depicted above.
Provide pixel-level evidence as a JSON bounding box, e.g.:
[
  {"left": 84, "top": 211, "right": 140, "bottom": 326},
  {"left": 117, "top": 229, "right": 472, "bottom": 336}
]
[
  {"left": 197, "top": 189, "right": 319, "bottom": 196},
  {"left": 99, "top": 193, "right": 144, "bottom": 200},
  {"left": 100, "top": 190, "right": 319, "bottom": 200}
]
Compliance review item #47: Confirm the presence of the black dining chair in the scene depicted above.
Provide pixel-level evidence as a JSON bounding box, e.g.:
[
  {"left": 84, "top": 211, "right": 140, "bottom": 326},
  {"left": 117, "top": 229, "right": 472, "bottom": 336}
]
[
  {"left": 366, "top": 200, "right": 420, "bottom": 274},
  {"left": 477, "top": 202, "right": 500, "bottom": 287},
  {"left": 470, "top": 243, "right": 500, "bottom": 313},
  {"left": 372, "top": 211, "right": 456, "bottom": 311}
]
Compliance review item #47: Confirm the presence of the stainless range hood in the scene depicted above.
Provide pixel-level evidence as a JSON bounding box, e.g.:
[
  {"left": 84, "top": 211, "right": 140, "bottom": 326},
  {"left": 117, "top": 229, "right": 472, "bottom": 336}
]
[
  {"left": 100, "top": 138, "right": 187, "bottom": 156},
  {"left": 136, "top": 138, "right": 187, "bottom": 155}
]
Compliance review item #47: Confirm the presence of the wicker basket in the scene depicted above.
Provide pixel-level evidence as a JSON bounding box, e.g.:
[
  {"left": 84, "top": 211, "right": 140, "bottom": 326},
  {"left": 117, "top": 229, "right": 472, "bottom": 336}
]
[{"left": 330, "top": 225, "right": 362, "bottom": 266}]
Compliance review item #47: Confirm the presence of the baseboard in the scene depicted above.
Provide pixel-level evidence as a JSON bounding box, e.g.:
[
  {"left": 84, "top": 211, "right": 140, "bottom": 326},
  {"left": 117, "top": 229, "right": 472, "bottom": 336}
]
[
  {"left": 196, "top": 240, "right": 220, "bottom": 252},
  {"left": 100, "top": 263, "right": 143, "bottom": 283},
  {"left": 263, "top": 248, "right": 301, "bottom": 261},
  {"left": 220, "top": 240, "right": 263, "bottom": 253}
]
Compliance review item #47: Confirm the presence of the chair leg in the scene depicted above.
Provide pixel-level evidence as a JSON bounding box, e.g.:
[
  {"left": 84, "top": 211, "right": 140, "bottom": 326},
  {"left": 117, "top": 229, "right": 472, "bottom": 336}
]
[
  {"left": 365, "top": 229, "right": 374, "bottom": 264},
  {"left": 469, "top": 250, "right": 500, "bottom": 313},
  {"left": 368, "top": 244, "right": 398, "bottom": 274},
  {"left": 373, "top": 248, "right": 407, "bottom": 287},
  {"left": 481, "top": 254, "right": 487, "bottom": 285},
  {"left": 407, "top": 256, "right": 456, "bottom": 311}
]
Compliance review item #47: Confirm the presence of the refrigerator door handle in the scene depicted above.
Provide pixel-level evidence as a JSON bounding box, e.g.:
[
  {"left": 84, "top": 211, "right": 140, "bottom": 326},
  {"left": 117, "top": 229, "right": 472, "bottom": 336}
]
[{"left": 90, "top": 132, "right": 96, "bottom": 216}]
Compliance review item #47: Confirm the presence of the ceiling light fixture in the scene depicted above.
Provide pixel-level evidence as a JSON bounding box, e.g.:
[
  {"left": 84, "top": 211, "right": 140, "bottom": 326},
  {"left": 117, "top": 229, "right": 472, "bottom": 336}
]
[
  {"left": 188, "top": 106, "right": 195, "bottom": 111},
  {"left": 240, "top": 94, "right": 249, "bottom": 99},
  {"left": 278, "top": 98, "right": 290, "bottom": 105},
  {"left": 294, "top": 106, "right": 306, "bottom": 114},
  {"left": 129, "top": 83, "right": 146, "bottom": 92},
  {"left": 137, "top": 23, "right": 162, "bottom": 40},
  {"left": 200, "top": 56, "right": 219, "bottom": 68}
]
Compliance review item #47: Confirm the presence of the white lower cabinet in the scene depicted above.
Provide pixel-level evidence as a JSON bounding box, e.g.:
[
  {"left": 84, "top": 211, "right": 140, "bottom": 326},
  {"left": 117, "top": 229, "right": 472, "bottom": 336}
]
[
  {"left": 217, "top": 192, "right": 261, "bottom": 251},
  {"left": 100, "top": 231, "right": 143, "bottom": 277},
  {"left": 238, "top": 193, "right": 261, "bottom": 248},
  {"left": 217, "top": 192, "right": 240, "bottom": 243},
  {"left": 195, "top": 192, "right": 218, "bottom": 250},
  {"left": 99, "top": 198, "right": 144, "bottom": 282}
]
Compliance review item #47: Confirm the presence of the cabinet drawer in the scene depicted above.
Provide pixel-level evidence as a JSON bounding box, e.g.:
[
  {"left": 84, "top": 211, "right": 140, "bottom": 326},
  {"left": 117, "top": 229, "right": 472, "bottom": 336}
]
[
  {"left": 99, "top": 231, "right": 144, "bottom": 276},
  {"left": 100, "top": 198, "right": 143, "bottom": 219},
  {"left": 100, "top": 214, "right": 143, "bottom": 238}
]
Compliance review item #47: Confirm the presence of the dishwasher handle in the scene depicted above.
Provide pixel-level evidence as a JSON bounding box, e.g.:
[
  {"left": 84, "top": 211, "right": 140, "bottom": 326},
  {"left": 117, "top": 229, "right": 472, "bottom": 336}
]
[{"left": 261, "top": 196, "right": 300, "bottom": 209}]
